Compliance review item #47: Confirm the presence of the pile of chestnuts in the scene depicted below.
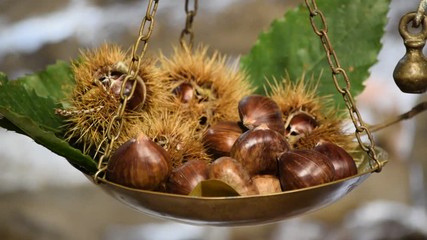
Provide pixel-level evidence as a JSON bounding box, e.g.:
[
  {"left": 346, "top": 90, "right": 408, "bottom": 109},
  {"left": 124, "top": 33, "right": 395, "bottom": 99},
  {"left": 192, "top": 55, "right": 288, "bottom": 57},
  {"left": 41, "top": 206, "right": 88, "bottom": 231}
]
[
  {"left": 60, "top": 44, "right": 359, "bottom": 197},
  {"left": 106, "top": 94, "right": 358, "bottom": 196}
]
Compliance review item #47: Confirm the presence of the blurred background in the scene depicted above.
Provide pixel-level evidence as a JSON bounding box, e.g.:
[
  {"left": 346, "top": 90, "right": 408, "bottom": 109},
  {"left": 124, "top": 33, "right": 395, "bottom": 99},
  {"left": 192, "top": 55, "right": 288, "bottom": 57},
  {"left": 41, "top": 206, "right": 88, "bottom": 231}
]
[{"left": 1, "top": 0, "right": 427, "bottom": 239}]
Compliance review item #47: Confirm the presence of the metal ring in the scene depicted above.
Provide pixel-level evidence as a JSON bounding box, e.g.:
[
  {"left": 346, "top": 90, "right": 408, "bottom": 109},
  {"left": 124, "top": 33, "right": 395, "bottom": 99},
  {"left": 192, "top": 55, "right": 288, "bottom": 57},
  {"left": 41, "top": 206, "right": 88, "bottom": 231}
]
[{"left": 399, "top": 12, "right": 427, "bottom": 46}]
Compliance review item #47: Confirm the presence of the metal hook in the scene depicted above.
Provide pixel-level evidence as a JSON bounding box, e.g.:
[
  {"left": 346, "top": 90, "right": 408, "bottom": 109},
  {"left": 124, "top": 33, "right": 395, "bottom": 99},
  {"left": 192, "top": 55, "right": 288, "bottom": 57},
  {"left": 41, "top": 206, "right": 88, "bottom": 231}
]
[{"left": 393, "top": 12, "right": 427, "bottom": 93}]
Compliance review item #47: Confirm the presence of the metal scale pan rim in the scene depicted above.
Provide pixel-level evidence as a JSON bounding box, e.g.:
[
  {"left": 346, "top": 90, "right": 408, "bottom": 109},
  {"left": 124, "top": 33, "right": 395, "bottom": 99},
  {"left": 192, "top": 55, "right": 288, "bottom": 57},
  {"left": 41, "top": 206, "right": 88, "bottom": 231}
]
[{"left": 88, "top": 147, "right": 387, "bottom": 226}]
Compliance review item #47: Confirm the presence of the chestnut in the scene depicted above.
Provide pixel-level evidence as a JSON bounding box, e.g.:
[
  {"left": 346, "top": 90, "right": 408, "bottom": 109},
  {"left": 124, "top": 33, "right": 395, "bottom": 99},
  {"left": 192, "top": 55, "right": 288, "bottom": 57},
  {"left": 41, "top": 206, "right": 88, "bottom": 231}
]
[
  {"left": 173, "top": 82, "right": 194, "bottom": 103},
  {"left": 109, "top": 74, "right": 146, "bottom": 111},
  {"left": 278, "top": 149, "right": 335, "bottom": 191},
  {"left": 203, "top": 121, "right": 245, "bottom": 159},
  {"left": 106, "top": 133, "right": 171, "bottom": 190},
  {"left": 208, "top": 157, "right": 258, "bottom": 196},
  {"left": 285, "top": 111, "right": 317, "bottom": 136},
  {"left": 314, "top": 140, "right": 357, "bottom": 180},
  {"left": 231, "top": 124, "right": 290, "bottom": 176},
  {"left": 166, "top": 160, "right": 209, "bottom": 195},
  {"left": 238, "top": 95, "right": 285, "bottom": 134},
  {"left": 252, "top": 175, "right": 282, "bottom": 195}
]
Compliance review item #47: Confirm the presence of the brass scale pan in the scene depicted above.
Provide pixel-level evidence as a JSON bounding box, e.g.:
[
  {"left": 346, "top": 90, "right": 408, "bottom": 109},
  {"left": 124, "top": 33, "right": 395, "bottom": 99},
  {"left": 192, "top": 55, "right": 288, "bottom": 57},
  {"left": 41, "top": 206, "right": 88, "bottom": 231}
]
[{"left": 89, "top": 148, "right": 387, "bottom": 226}]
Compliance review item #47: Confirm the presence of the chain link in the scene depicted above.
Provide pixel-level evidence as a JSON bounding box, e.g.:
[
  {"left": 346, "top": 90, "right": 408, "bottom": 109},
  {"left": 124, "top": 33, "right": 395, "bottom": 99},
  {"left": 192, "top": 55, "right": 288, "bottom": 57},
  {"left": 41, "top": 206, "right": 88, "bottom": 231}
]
[
  {"left": 94, "top": 0, "right": 160, "bottom": 182},
  {"left": 304, "top": 0, "right": 382, "bottom": 172},
  {"left": 180, "top": 0, "right": 198, "bottom": 48},
  {"left": 414, "top": 0, "right": 427, "bottom": 27}
]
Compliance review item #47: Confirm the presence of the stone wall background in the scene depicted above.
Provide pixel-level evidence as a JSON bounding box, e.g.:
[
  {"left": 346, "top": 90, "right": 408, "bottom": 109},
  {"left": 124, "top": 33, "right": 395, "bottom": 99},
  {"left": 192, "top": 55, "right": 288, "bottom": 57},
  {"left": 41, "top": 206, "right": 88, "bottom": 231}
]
[{"left": 1, "top": 0, "right": 426, "bottom": 239}]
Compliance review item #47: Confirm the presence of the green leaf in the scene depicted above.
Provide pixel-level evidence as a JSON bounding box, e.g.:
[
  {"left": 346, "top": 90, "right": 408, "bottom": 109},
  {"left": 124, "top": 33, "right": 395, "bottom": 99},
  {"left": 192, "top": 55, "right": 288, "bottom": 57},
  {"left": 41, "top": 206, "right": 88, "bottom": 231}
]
[
  {"left": 241, "top": 0, "right": 390, "bottom": 108},
  {"left": 0, "top": 66, "right": 97, "bottom": 175},
  {"left": 0, "top": 118, "right": 26, "bottom": 136},
  {"left": 189, "top": 179, "right": 240, "bottom": 197},
  {"left": 0, "top": 73, "right": 63, "bottom": 133},
  {"left": 17, "top": 61, "right": 74, "bottom": 102},
  {"left": 0, "top": 108, "right": 97, "bottom": 174}
]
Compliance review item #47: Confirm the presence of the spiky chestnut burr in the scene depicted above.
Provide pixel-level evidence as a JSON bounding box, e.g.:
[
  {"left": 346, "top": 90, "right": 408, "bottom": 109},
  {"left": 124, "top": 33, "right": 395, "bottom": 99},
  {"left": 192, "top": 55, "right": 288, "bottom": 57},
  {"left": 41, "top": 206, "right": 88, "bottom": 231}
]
[
  {"left": 268, "top": 76, "right": 355, "bottom": 151},
  {"left": 159, "top": 43, "right": 255, "bottom": 130},
  {"left": 268, "top": 76, "right": 325, "bottom": 118},
  {"left": 59, "top": 43, "right": 173, "bottom": 156}
]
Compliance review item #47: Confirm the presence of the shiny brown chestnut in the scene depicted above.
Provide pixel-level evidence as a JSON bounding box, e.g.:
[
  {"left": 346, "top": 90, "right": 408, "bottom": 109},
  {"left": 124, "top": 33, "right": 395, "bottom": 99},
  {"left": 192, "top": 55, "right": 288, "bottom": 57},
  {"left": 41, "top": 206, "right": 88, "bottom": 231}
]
[
  {"left": 203, "top": 121, "right": 245, "bottom": 159},
  {"left": 252, "top": 175, "right": 282, "bottom": 195},
  {"left": 313, "top": 140, "right": 357, "bottom": 180},
  {"left": 209, "top": 157, "right": 258, "bottom": 196},
  {"left": 166, "top": 160, "right": 209, "bottom": 195},
  {"left": 173, "top": 82, "right": 194, "bottom": 103},
  {"left": 109, "top": 75, "right": 146, "bottom": 111},
  {"left": 278, "top": 149, "right": 335, "bottom": 191},
  {"left": 231, "top": 124, "right": 290, "bottom": 176},
  {"left": 238, "top": 95, "right": 285, "bottom": 134},
  {"left": 106, "top": 133, "right": 171, "bottom": 190},
  {"left": 285, "top": 111, "right": 317, "bottom": 136}
]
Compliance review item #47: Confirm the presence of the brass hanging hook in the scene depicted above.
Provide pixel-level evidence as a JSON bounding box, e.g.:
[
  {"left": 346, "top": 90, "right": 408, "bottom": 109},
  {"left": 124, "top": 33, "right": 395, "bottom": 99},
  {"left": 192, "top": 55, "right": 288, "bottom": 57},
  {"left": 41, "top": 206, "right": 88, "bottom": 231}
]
[
  {"left": 180, "top": 0, "right": 198, "bottom": 48},
  {"left": 393, "top": 12, "right": 427, "bottom": 94}
]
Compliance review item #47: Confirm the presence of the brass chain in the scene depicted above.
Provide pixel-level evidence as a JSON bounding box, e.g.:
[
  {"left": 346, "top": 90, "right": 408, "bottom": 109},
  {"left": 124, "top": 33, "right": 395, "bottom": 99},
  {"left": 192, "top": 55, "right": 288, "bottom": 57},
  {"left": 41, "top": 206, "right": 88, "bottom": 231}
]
[
  {"left": 94, "top": 0, "right": 160, "bottom": 182},
  {"left": 180, "top": 0, "right": 198, "bottom": 48},
  {"left": 414, "top": 0, "right": 427, "bottom": 27},
  {"left": 304, "top": 0, "right": 382, "bottom": 172}
]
